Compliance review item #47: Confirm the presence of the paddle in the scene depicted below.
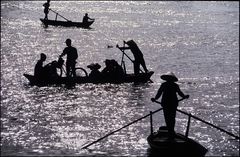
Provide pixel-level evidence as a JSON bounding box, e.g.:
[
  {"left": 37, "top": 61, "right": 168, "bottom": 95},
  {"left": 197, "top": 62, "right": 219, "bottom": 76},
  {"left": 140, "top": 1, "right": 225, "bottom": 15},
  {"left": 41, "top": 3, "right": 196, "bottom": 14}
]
[
  {"left": 116, "top": 44, "right": 154, "bottom": 83},
  {"left": 153, "top": 99, "right": 240, "bottom": 140}
]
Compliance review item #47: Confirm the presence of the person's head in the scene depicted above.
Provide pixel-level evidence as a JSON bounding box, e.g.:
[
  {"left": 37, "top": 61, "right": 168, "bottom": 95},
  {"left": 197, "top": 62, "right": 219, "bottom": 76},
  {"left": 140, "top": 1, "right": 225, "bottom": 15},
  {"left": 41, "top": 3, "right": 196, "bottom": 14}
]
[
  {"left": 85, "top": 13, "right": 88, "bottom": 16},
  {"left": 40, "top": 53, "right": 46, "bottom": 61},
  {"left": 160, "top": 72, "right": 178, "bottom": 82},
  {"left": 104, "top": 59, "right": 111, "bottom": 67},
  {"left": 65, "top": 38, "right": 72, "bottom": 47},
  {"left": 47, "top": 0, "right": 50, "bottom": 3},
  {"left": 125, "top": 40, "right": 136, "bottom": 47}
]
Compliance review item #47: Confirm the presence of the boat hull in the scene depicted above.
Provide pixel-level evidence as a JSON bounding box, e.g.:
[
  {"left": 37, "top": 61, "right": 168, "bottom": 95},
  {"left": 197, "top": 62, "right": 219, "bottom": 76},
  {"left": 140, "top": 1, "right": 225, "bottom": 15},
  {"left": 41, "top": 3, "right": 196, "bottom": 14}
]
[
  {"left": 40, "top": 18, "right": 94, "bottom": 28},
  {"left": 147, "top": 126, "right": 208, "bottom": 157},
  {"left": 23, "top": 71, "right": 154, "bottom": 86}
]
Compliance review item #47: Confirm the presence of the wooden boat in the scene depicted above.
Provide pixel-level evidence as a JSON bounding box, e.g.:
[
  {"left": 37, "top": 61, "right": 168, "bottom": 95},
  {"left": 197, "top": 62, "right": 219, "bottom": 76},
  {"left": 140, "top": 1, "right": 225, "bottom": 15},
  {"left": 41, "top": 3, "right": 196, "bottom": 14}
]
[
  {"left": 40, "top": 18, "right": 94, "bottom": 28},
  {"left": 23, "top": 71, "right": 154, "bottom": 86},
  {"left": 147, "top": 126, "right": 208, "bottom": 157}
]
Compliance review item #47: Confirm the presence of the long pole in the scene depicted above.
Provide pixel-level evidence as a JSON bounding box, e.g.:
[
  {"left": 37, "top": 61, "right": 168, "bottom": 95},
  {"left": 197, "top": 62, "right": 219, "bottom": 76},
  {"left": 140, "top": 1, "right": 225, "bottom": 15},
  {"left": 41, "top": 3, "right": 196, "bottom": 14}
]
[
  {"left": 153, "top": 100, "right": 240, "bottom": 140},
  {"left": 49, "top": 8, "right": 70, "bottom": 21}
]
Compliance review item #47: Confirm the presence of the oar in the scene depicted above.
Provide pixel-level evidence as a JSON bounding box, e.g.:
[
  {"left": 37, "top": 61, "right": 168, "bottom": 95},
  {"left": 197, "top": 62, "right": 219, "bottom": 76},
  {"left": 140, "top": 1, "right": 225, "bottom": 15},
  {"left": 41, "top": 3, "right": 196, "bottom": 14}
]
[
  {"left": 153, "top": 100, "right": 240, "bottom": 140},
  {"left": 81, "top": 107, "right": 164, "bottom": 149},
  {"left": 49, "top": 8, "right": 71, "bottom": 21},
  {"left": 116, "top": 44, "right": 154, "bottom": 83}
]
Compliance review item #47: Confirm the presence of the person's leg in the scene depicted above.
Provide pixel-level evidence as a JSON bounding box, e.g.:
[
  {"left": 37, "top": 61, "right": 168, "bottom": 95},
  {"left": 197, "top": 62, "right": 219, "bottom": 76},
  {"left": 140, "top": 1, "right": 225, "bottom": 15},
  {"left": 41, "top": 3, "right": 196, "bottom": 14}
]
[
  {"left": 140, "top": 58, "right": 148, "bottom": 73},
  {"left": 66, "top": 62, "right": 70, "bottom": 77},
  {"left": 168, "top": 109, "right": 176, "bottom": 138},
  {"left": 71, "top": 62, "right": 76, "bottom": 77},
  {"left": 134, "top": 61, "right": 140, "bottom": 75},
  {"left": 163, "top": 108, "right": 176, "bottom": 139}
]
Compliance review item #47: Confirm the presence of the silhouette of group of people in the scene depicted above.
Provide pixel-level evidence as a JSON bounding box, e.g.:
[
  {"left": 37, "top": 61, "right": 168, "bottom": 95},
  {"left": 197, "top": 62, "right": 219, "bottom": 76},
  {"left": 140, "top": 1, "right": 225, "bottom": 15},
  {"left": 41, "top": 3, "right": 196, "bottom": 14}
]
[
  {"left": 34, "top": 38, "right": 77, "bottom": 82},
  {"left": 34, "top": 53, "right": 64, "bottom": 83},
  {"left": 41, "top": 0, "right": 189, "bottom": 140},
  {"left": 87, "top": 59, "right": 124, "bottom": 83}
]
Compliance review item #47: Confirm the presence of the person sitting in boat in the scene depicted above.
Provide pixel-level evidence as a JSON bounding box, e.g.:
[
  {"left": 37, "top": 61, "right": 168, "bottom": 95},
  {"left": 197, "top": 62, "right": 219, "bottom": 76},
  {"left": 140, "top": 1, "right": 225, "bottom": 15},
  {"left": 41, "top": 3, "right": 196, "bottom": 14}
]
[
  {"left": 82, "top": 13, "right": 94, "bottom": 24},
  {"left": 111, "top": 59, "right": 125, "bottom": 79},
  {"left": 101, "top": 59, "right": 124, "bottom": 81},
  {"left": 101, "top": 59, "right": 114, "bottom": 79},
  {"left": 117, "top": 40, "right": 149, "bottom": 75},
  {"left": 43, "top": 0, "right": 51, "bottom": 19},
  {"left": 59, "top": 38, "right": 78, "bottom": 77},
  {"left": 87, "top": 63, "right": 102, "bottom": 82},
  {"left": 43, "top": 60, "right": 61, "bottom": 80},
  {"left": 151, "top": 72, "right": 189, "bottom": 139},
  {"left": 34, "top": 53, "right": 47, "bottom": 80}
]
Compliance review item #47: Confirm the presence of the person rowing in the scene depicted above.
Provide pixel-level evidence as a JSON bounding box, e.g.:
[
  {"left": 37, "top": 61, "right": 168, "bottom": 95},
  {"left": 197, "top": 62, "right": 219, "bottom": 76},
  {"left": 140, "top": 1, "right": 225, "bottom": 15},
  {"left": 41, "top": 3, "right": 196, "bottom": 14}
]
[
  {"left": 43, "top": 0, "right": 51, "bottom": 19},
  {"left": 151, "top": 72, "right": 189, "bottom": 139},
  {"left": 82, "top": 13, "right": 95, "bottom": 24},
  {"left": 117, "top": 40, "right": 149, "bottom": 75}
]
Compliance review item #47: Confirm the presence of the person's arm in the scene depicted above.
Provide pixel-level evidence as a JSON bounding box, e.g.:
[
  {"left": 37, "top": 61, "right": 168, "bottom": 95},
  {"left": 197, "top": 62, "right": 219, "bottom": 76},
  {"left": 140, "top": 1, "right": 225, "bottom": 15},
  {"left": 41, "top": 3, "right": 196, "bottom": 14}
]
[
  {"left": 116, "top": 44, "right": 130, "bottom": 50},
  {"left": 59, "top": 48, "right": 67, "bottom": 58},
  {"left": 176, "top": 84, "right": 189, "bottom": 99},
  {"left": 151, "top": 84, "right": 163, "bottom": 102},
  {"left": 88, "top": 17, "right": 95, "bottom": 20}
]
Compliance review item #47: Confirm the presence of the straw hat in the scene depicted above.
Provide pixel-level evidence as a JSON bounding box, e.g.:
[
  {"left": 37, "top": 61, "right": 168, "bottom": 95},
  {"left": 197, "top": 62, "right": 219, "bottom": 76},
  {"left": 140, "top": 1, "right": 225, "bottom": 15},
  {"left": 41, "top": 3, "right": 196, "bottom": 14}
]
[
  {"left": 160, "top": 72, "right": 178, "bottom": 82},
  {"left": 87, "top": 63, "right": 101, "bottom": 70}
]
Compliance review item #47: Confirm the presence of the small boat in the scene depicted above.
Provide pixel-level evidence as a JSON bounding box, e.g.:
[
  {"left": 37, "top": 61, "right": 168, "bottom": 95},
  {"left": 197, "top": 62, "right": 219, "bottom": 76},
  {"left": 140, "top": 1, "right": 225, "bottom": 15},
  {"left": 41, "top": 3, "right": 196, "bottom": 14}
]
[
  {"left": 23, "top": 71, "right": 154, "bottom": 86},
  {"left": 147, "top": 126, "right": 208, "bottom": 157},
  {"left": 40, "top": 18, "right": 94, "bottom": 28}
]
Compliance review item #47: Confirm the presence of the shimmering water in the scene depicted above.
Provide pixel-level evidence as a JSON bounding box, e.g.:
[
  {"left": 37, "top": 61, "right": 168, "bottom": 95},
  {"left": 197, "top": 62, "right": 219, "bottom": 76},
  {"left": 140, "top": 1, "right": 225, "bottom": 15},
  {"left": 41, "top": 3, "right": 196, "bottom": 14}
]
[{"left": 1, "top": 1, "right": 239, "bottom": 156}]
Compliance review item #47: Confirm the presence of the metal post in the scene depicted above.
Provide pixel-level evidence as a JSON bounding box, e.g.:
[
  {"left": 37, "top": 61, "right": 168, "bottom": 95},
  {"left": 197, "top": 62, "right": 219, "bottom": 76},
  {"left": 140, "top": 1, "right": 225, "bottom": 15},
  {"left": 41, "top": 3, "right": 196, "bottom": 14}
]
[
  {"left": 150, "top": 111, "right": 153, "bottom": 135},
  {"left": 185, "top": 114, "right": 191, "bottom": 137},
  {"left": 55, "top": 13, "right": 58, "bottom": 21}
]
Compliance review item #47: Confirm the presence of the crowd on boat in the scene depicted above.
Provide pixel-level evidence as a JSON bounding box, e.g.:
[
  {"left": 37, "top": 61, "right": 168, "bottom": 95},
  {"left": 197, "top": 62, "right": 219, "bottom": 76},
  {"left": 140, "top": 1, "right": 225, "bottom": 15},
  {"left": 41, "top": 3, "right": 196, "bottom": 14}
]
[{"left": 33, "top": 37, "right": 154, "bottom": 84}]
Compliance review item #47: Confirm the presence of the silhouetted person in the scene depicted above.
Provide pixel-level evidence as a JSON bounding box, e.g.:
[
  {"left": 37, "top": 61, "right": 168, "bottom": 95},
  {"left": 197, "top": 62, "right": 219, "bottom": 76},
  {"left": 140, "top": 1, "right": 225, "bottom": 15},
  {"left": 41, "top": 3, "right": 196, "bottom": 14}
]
[
  {"left": 118, "top": 40, "right": 149, "bottom": 75},
  {"left": 111, "top": 59, "right": 125, "bottom": 79},
  {"left": 60, "top": 39, "right": 78, "bottom": 77},
  {"left": 43, "top": 0, "right": 50, "bottom": 19},
  {"left": 101, "top": 59, "right": 114, "bottom": 80},
  {"left": 43, "top": 60, "right": 60, "bottom": 80},
  {"left": 87, "top": 63, "right": 102, "bottom": 82},
  {"left": 82, "top": 13, "right": 94, "bottom": 23},
  {"left": 151, "top": 72, "right": 189, "bottom": 139},
  {"left": 34, "top": 53, "right": 47, "bottom": 79}
]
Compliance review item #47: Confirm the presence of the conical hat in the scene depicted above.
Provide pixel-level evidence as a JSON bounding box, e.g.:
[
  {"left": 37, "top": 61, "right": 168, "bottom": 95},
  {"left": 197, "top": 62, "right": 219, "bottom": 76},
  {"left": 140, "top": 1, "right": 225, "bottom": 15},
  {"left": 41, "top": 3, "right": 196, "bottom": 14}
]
[{"left": 160, "top": 72, "right": 178, "bottom": 82}]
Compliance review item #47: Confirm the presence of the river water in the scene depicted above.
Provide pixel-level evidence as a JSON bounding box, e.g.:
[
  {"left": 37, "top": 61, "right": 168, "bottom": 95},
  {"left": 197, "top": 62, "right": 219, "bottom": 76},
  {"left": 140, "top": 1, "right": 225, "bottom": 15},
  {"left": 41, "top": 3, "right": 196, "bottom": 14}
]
[{"left": 1, "top": 1, "right": 239, "bottom": 156}]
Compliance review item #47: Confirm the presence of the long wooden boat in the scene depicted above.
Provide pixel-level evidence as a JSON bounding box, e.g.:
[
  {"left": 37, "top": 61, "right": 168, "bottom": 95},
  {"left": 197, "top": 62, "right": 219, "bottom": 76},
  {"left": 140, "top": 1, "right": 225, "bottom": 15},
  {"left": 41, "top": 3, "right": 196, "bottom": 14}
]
[
  {"left": 40, "top": 18, "right": 94, "bottom": 28},
  {"left": 147, "top": 126, "right": 208, "bottom": 157},
  {"left": 23, "top": 71, "right": 154, "bottom": 86}
]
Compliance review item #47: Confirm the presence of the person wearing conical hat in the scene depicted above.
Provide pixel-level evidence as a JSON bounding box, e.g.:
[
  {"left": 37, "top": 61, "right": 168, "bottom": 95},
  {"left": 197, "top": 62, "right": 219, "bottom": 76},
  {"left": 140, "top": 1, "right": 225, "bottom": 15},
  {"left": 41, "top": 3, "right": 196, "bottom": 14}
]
[
  {"left": 151, "top": 72, "right": 189, "bottom": 139},
  {"left": 117, "top": 40, "right": 149, "bottom": 75}
]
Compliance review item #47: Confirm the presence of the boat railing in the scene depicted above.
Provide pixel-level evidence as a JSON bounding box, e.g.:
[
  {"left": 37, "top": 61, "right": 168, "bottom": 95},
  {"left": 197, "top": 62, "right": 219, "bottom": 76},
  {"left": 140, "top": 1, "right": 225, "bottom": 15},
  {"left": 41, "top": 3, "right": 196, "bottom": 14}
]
[
  {"left": 150, "top": 100, "right": 240, "bottom": 140},
  {"left": 82, "top": 100, "right": 239, "bottom": 149}
]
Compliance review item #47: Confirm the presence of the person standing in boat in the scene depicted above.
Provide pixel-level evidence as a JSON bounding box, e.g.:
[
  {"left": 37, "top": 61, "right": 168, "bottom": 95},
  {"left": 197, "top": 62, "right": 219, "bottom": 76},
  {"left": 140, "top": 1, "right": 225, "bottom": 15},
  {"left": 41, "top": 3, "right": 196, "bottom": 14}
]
[
  {"left": 117, "top": 40, "right": 149, "bottom": 75},
  {"left": 82, "top": 13, "right": 94, "bottom": 24},
  {"left": 59, "top": 39, "right": 78, "bottom": 77},
  {"left": 34, "top": 53, "right": 47, "bottom": 80},
  {"left": 43, "top": 0, "right": 51, "bottom": 19},
  {"left": 151, "top": 72, "right": 189, "bottom": 139}
]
